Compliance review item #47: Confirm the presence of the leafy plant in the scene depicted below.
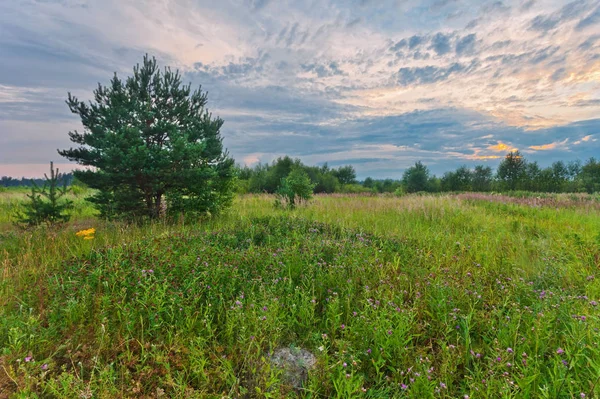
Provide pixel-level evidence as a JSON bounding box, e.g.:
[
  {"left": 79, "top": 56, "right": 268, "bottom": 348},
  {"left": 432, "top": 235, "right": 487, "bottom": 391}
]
[
  {"left": 275, "top": 168, "right": 315, "bottom": 209},
  {"left": 15, "top": 162, "right": 73, "bottom": 227}
]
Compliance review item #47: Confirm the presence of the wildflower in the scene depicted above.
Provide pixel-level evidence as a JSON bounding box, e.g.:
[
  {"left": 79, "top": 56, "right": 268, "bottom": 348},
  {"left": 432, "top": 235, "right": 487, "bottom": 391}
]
[
  {"left": 507, "top": 348, "right": 513, "bottom": 353},
  {"left": 440, "top": 382, "right": 447, "bottom": 389},
  {"left": 343, "top": 362, "right": 347, "bottom": 368},
  {"left": 24, "top": 356, "right": 32, "bottom": 363},
  {"left": 41, "top": 364, "right": 48, "bottom": 370},
  {"left": 580, "top": 393, "right": 586, "bottom": 398},
  {"left": 496, "top": 356, "right": 502, "bottom": 362},
  {"left": 562, "top": 360, "right": 568, "bottom": 367},
  {"left": 367, "top": 348, "right": 372, "bottom": 354},
  {"left": 76, "top": 228, "right": 96, "bottom": 239},
  {"left": 318, "top": 346, "right": 324, "bottom": 352},
  {"left": 556, "top": 348, "right": 564, "bottom": 355},
  {"left": 401, "top": 384, "right": 408, "bottom": 390},
  {"left": 340, "top": 324, "right": 345, "bottom": 330}
]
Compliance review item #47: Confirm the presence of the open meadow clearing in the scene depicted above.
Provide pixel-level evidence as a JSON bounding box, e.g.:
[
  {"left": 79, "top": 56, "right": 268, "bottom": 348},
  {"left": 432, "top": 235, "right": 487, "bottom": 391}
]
[{"left": 1, "top": 191, "right": 600, "bottom": 398}]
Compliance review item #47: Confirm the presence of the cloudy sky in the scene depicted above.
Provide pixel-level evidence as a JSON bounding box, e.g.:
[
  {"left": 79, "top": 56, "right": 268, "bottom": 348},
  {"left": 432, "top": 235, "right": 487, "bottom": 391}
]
[{"left": 1, "top": 0, "right": 599, "bottom": 178}]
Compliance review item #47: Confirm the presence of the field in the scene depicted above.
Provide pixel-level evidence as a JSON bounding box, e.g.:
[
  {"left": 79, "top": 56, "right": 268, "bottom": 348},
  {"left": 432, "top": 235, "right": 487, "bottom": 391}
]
[{"left": 1, "top": 190, "right": 600, "bottom": 398}]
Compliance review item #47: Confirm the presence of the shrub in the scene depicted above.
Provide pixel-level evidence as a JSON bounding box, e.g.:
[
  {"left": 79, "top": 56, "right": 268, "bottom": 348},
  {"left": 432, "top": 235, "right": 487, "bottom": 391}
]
[{"left": 15, "top": 162, "right": 73, "bottom": 227}]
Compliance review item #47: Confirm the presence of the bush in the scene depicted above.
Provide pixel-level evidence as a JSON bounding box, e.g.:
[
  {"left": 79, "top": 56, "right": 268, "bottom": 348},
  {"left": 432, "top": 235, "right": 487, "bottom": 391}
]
[{"left": 275, "top": 168, "right": 315, "bottom": 209}]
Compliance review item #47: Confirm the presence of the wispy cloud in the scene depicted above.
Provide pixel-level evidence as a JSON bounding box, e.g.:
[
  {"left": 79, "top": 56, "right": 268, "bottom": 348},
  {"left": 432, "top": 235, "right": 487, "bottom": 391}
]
[{"left": 1, "top": 0, "right": 599, "bottom": 177}]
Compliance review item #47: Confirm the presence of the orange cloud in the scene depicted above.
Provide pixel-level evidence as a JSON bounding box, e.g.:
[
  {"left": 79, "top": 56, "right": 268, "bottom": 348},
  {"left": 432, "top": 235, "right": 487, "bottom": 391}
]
[
  {"left": 488, "top": 142, "right": 516, "bottom": 152},
  {"left": 467, "top": 155, "right": 502, "bottom": 160},
  {"left": 529, "top": 143, "right": 556, "bottom": 150}
]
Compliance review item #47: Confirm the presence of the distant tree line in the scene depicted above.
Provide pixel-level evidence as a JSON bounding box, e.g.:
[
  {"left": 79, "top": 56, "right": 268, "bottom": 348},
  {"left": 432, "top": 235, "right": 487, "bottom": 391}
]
[
  {"left": 237, "top": 152, "right": 600, "bottom": 195},
  {"left": 236, "top": 156, "right": 361, "bottom": 194},
  {"left": 1, "top": 173, "right": 74, "bottom": 187}
]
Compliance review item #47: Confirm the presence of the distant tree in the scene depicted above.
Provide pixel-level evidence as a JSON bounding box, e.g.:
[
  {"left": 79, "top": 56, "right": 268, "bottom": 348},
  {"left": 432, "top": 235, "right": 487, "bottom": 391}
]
[
  {"left": 580, "top": 158, "right": 600, "bottom": 193},
  {"left": 16, "top": 162, "right": 73, "bottom": 227},
  {"left": 402, "top": 161, "right": 430, "bottom": 193},
  {"left": 332, "top": 165, "right": 357, "bottom": 185},
  {"left": 525, "top": 161, "right": 542, "bottom": 191},
  {"left": 275, "top": 168, "right": 315, "bottom": 208},
  {"left": 472, "top": 165, "right": 493, "bottom": 192},
  {"left": 363, "top": 177, "right": 374, "bottom": 189},
  {"left": 59, "top": 55, "right": 235, "bottom": 220},
  {"left": 264, "top": 156, "right": 298, "bottom": 193},
  {"left": 441, "top": 166, "right": 472, "bottom": 192},
  {"left": 497, "top": 151, "right": 527, "bottom": 191}
]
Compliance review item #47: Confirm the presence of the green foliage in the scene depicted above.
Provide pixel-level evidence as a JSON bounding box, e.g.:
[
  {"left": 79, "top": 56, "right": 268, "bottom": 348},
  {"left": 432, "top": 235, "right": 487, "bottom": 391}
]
[
  {"left": 497, "top": 151, "right": 528, "bottom": 190},
  {"left": 472, "top": 165, "right": 493, "bottom": 191},
  {"left": 59, "top": 55, "right": 234, "bottom": 220},
  {"left": 441, "top": 165, "right": 473, "bottom": 192},
  {"left": 275, "top": 168, "right": 315, "bottom": 208},
  {"left": 331, "top": 165, "right": 357, "bottom": 185},
  {"left": 15, "top": 162, "right": 73, "bottom": 227},
  {"left": 402, "top": 161, "right": 430, "bottom": 193},
  {"left": 581, "top": 158, "right": 600, "bottom": 194},
  {"left": 2, "top": 197, "right": 600, "bottom": 397}
]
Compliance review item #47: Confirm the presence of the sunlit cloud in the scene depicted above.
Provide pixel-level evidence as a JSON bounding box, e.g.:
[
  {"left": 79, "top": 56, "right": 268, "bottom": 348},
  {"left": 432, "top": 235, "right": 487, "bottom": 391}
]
[
  {"left": 488, "top": 142, "right": 517, "bottom": 153},
  {"left": 529, "top": 138, "right": 569, "bottom": 151},
  {"left": 1, "top": 0, "right": 600, "bottom": 177}
]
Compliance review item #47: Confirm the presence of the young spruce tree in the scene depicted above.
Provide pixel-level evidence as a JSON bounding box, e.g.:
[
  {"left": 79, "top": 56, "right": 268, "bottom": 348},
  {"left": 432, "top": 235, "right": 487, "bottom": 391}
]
[
  {"left": 59, "top": 55, "right": 235, "bottom": 220},
  {"left": 17, "top": 162, "right": 73, "bottom": 227}
]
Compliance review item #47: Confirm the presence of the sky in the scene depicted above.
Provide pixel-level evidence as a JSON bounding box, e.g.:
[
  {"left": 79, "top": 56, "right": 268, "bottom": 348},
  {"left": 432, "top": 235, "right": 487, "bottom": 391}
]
[{"left": 0, "top": 0, "right": 599, "bottom": 179}]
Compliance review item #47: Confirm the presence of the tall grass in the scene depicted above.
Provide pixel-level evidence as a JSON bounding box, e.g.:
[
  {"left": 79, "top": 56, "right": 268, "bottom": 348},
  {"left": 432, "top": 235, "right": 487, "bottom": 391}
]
[{"left": 1, "top": 193, "right": 599, "bottom": 397}]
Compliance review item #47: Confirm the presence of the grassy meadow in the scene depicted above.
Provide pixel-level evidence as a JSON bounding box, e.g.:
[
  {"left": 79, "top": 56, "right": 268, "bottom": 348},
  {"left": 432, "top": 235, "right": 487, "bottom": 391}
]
[{"left": 1, "top": 189, "right": 600, "bottom": 398}]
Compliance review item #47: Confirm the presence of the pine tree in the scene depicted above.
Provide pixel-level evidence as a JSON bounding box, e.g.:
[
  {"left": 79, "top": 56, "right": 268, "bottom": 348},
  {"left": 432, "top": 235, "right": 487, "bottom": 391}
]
[
  {"left": 58, "top": 55, "right": 235, "bottom": 220},
  {"left": 17, "top": 162, "right": 73, "bottom": 227}
]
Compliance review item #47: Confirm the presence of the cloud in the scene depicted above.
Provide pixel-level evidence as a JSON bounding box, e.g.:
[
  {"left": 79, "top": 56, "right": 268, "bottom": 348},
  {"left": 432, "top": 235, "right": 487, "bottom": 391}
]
[
  {"left": 455, "top": 33, "right": 476, "bottom": 55},
  {"left": 529, "top": 138, "right": 569, "bottom": 151},
  {"left": 576, "top": 6, "right": 600, "bottom": 30},
  {"left": 430, "top": 32, "right": 453, "bottom": 55},
  {"left": 396, "top": 62, "right": 477, "bottom": 86},
  {"left": 1, "top": 0, "right": 600, "bottom": 178},
  {"left": 529, "top": 0, "right": 590, "bottom": 32}
]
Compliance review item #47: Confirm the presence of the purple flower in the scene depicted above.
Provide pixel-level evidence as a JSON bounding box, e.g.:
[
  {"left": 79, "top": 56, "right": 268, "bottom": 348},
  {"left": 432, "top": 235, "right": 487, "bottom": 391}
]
[
  {"left": 556, "top": 348, "right": 565, "bottom": 355},
  {"left": 401, "top": 384, "right": 408, "bottom": 390},
  {"left": 496, "top": 356, "right": 502, "bottom": 362},
  {"left": 340, "top": 324, "right": 345, "bottom": 330},
  {"left": 440, "top": 382, "right": 447, "bottom": 389},
  {"left": 507, "top": 348, "right": 513, "bottom": 353},
  {"left": 24, "top": 356, "right": 32, "bottom": 363},
  {"left": 367, "top": 348, "right": 372, "bottom": 354},
  {"left": 41, "top": 364, "right": 48, "bottom": 370}
]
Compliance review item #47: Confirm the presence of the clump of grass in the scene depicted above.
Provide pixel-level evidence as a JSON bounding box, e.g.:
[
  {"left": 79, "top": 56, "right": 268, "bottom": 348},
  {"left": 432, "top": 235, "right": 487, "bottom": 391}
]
[{"left": 1, "top": 194, "right": 599, "bottom": 397}]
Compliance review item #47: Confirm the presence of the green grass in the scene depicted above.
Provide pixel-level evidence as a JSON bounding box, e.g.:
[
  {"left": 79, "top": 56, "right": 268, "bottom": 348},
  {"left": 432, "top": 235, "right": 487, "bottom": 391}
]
[{"left": 1, "top": 193, "right": 599, "bottom": 398}]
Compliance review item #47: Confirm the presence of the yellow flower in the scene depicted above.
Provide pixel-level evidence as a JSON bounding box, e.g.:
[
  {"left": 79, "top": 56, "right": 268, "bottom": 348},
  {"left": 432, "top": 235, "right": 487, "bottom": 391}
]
[{"left": 76, "top": 228, "right": 96, "bottom": 238}]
